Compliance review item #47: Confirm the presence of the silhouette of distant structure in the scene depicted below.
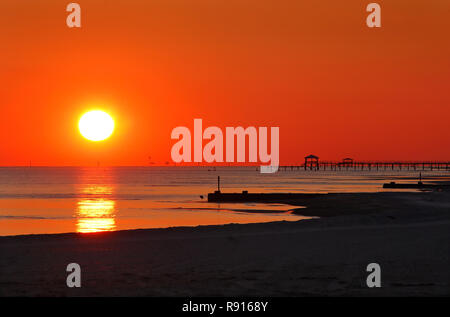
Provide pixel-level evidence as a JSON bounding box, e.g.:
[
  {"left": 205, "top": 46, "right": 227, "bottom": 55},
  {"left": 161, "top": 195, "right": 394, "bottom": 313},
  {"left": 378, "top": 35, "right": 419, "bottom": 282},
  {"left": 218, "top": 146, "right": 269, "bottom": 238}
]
[
  {"left": 342, "top": 158, "right": 354, "bottom": 168},
  {"left": 277, "top": 156, "right": 450, "bottom": 171},
  {"left": 304, "top": 154, "right": 319, "bottom": 170},
  {"left": 342, "top": 157, "right": 353, "bottom": 164}
]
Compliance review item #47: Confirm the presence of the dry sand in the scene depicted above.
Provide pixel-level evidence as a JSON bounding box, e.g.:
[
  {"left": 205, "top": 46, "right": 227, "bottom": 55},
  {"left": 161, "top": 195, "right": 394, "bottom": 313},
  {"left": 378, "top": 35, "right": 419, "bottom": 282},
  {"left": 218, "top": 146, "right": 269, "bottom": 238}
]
[{"left": 0, "top": 191, "right": 449, "bottom": 296}]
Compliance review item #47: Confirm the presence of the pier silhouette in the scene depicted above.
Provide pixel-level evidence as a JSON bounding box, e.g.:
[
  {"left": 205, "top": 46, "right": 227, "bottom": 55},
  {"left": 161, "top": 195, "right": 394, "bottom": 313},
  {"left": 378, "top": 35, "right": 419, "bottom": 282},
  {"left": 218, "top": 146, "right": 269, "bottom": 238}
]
[{"left": 278, "top": 155, "right": 450, "bottom": 171}]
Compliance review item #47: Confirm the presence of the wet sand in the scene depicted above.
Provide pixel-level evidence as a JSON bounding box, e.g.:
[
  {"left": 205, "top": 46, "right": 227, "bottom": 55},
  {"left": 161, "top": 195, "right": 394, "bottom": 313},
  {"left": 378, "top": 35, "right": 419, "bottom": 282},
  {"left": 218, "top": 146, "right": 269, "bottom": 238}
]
[{"left": 0, "top": 190, "right": 449, "bottom": 296}]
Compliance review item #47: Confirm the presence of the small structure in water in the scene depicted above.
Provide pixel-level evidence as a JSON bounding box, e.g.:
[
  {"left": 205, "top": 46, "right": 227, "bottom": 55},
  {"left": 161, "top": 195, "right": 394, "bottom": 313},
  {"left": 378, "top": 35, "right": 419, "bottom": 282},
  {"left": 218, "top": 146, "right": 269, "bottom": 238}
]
[
  {"left": 382, "top": 173, "right": 446, "bottom": 189},
  {"left": 208, "top": 175, "right": 322, "bottom": 202},
  {"left": 382, "top": 182, "right": 431, "bottom": 189},
  {"left": 208, "top": 191, "right": 322, "bottom": 202},
  {"left": 341, "top": 158, "right": 354, "bottom": 168},
  {"left": 304, "top": 154, "right": 319, "bottom": 170}
]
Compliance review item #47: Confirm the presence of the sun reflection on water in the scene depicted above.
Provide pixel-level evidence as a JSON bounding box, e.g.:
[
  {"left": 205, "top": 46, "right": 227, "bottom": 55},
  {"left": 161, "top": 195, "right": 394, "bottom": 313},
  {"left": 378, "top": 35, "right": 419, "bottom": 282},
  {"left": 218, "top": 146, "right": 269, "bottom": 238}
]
[
  {"left": 76, "top": 198, "right": 116, "bottom": 233},
  {"left": 76, "top": 183, "right": 116, "bottom": 233}
]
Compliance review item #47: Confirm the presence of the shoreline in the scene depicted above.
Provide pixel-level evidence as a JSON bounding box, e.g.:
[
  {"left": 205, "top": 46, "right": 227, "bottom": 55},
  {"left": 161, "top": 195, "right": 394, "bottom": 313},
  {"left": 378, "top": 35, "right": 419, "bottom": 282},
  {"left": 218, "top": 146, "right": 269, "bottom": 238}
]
[
  {"left": 290, "top": 190, "right": 450, "bottom": 217},
  {"left": 1, "top": 188, "right": 449, "bottom": 296},
  {"left": 1, "top": 189, "right": 449, "bottom": 238}
]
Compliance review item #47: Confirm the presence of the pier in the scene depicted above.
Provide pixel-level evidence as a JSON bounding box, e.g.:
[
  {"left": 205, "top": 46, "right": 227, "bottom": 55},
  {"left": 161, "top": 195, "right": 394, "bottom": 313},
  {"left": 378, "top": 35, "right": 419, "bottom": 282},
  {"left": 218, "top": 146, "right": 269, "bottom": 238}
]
[{"left": 277, "top": 156, "right": 450, "bottom": 171}]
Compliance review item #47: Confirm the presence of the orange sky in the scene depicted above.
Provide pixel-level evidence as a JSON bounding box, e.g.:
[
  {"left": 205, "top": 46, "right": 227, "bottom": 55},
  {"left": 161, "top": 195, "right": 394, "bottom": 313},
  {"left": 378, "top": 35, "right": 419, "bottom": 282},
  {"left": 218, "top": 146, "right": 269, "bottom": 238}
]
[{"left": 0, "top": 0, "right": 449, "bottom": 166}]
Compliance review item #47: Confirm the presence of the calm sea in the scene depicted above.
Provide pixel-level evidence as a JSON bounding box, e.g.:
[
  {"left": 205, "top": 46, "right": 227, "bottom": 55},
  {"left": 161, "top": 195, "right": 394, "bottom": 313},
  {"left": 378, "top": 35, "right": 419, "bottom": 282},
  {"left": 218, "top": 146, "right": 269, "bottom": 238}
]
[{"left": 0, "top": 167, "right": 448, "bottom": 236}]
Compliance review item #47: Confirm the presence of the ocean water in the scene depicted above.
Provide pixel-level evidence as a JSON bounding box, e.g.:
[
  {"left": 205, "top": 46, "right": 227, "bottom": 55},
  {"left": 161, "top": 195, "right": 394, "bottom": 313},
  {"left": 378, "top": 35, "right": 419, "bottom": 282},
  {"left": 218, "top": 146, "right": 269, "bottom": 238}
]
[{"left": 0, "top": 167, "right": 448, "bottom": 236}]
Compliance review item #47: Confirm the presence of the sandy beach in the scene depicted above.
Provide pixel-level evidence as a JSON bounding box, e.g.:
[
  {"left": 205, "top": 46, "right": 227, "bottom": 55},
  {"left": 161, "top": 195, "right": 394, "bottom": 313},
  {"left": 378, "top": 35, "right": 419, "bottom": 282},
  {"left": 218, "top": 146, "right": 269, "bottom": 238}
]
[{"left": 1, "top": 190, "right": 449, "bottom": 297}]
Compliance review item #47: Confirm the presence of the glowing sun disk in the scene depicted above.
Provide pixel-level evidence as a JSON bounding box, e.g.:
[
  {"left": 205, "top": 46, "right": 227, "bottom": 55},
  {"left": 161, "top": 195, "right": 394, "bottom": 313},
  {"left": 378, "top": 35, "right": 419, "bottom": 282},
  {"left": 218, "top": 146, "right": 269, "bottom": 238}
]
[{"left": 78, "top": 110, "right": 115, "bottom": 141}]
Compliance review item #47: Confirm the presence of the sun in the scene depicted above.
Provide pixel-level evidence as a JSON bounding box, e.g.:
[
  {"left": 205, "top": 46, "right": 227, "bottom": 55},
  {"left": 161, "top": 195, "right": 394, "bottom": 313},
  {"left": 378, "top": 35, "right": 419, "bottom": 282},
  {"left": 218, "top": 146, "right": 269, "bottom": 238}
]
[{"left": 78, "top": 110, "right": 115, "bottom": 142}]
